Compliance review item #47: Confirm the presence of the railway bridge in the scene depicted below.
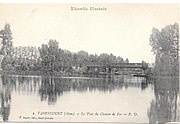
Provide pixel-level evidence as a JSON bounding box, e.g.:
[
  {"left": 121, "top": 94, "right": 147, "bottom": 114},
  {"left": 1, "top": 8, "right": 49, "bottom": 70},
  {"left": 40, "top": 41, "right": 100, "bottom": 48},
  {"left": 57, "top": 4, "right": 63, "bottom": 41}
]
[{"left": 86, "top": 62, "right": 148, "bottom": 76}]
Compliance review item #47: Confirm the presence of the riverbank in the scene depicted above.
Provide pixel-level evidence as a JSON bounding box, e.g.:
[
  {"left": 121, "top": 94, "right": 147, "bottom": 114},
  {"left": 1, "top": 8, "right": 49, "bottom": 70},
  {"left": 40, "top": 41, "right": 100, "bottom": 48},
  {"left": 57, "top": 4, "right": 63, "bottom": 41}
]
[
  {"left": 0, "top": 70, "right": 77, "bottom": 77},
  {"left": 0, "top": 70, "right": 151, "bottom": 78}
]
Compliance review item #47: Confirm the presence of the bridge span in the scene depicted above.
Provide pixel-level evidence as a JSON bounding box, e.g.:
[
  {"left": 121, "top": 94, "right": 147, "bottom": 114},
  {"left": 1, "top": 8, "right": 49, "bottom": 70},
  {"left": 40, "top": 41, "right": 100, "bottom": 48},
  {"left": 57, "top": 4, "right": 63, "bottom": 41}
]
[{"left": 86, "top": 62, "right": 149, "bottom": 76}]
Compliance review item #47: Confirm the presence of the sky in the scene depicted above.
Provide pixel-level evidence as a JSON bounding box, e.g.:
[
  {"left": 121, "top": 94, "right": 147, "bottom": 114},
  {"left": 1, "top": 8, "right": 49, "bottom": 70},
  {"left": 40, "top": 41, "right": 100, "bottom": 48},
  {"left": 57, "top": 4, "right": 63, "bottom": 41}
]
[{"left": 0, "top": 4, "right": 179, "bottom": 63}]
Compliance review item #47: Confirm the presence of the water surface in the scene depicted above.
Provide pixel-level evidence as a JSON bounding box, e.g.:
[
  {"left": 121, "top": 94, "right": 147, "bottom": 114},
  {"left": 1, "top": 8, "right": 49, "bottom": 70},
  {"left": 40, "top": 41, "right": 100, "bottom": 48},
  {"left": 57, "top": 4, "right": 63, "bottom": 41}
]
[{"left": 0, "top": 75, "right": 179, "bottom": 123}]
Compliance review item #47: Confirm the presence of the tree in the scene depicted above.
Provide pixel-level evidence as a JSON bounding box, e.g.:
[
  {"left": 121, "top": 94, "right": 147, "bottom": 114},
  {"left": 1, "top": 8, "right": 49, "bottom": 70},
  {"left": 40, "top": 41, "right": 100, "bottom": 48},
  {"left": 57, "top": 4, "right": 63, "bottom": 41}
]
[
  {"left": 77, "top": 50, "right": 89, "bottom": 67},
  {"left": 0, "top": 23, "right": 13, "bottom": 56},
  {"left": 125, "top": 58, "right": 129, "bottom": 63},
  {"left": 149, "top": 23, "right": 179, "bottom": 76},
  {"left": 38, "top": 39, "right": 60, "bottom": 73},
  {"left": 99, "top": 53, "right": 110, "bottom": 65},
  {"left": 12, "top": 46, "right": 40, "bottom": 71},
  {"left": 0, "top": 23, "right": 14, "bottom": 70}
]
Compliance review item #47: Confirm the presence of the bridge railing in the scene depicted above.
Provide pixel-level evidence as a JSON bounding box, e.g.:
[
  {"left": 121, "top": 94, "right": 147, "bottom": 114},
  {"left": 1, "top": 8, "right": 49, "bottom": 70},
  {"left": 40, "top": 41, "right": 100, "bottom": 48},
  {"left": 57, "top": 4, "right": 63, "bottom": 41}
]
[{"left": 86, "top": 63, "right": 143, "bottom": 68}]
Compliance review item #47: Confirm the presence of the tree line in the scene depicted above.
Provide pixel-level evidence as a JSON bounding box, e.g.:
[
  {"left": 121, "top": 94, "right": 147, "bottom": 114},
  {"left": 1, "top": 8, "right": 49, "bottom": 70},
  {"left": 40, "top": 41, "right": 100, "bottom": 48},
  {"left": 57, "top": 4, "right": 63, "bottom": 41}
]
[{"left": 0, "top": 23, "right": 129, "bottom": 75}]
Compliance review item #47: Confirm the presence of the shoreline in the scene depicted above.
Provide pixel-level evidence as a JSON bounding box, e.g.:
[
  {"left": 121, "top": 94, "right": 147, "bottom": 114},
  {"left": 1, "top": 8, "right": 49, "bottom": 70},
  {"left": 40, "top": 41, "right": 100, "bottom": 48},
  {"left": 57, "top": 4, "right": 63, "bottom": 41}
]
[{"left": 0, "top": 70, "right": 178, "bottom": 79}]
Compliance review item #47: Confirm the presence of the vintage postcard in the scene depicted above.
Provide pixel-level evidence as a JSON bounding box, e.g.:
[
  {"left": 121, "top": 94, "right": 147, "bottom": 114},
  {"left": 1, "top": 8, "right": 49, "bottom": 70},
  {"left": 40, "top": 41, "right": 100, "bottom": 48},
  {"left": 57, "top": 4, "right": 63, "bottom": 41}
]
[{"left": 0, "top": 3, "right": 179, "bottom": 124}]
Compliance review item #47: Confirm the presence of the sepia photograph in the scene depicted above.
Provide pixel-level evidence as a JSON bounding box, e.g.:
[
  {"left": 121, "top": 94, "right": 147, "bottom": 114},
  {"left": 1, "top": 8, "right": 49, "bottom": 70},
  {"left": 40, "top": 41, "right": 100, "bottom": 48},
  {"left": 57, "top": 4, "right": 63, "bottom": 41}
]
[{"left": 0, "top": 2, "right": 179, "bottom": 124}]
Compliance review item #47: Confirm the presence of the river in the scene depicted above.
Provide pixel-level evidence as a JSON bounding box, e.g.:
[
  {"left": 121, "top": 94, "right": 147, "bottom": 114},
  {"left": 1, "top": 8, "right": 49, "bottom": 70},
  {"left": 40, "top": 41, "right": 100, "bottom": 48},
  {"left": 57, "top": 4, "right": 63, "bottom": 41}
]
[{"left": 0, "top": 75, "right": 179, "bottom": 123}]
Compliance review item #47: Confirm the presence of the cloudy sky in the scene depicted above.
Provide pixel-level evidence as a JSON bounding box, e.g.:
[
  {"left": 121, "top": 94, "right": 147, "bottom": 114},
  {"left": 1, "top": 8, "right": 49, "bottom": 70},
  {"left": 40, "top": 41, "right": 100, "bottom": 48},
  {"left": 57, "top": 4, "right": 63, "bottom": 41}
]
[{"left": 0, "top": 4, "right": 179, "bottom": 63}]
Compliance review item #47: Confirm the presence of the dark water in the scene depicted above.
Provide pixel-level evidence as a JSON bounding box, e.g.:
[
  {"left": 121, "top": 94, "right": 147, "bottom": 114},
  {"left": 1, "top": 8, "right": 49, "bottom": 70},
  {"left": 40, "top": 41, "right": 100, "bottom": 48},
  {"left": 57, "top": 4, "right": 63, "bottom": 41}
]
[{"left": 0, "top": 75, "right": 179, "bottom": 123}]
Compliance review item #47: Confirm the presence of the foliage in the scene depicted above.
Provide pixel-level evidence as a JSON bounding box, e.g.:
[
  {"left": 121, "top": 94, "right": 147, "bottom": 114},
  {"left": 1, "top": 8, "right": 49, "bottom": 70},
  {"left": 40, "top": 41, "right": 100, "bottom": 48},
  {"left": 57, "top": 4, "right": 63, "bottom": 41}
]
[
  {"left": 0, "top": 23, "right": 14, "bottom": 69},
  {"left": 37, "top": 40, "right": 128, "bottom": 74},
  {"left": 0, "top": 23, "right": 131, "bottom": 75},
  {"left": 38, "top": 39, "right": 60, "bottom": 73},
  {"left": 149, "top": 23, "right": 179, "bottom": 76},
  {"left": 0, "top": 23, "right": 13, "bottom": 56},
  {"left": 12, "top": 46, "right": 40, "bottom": 71}
]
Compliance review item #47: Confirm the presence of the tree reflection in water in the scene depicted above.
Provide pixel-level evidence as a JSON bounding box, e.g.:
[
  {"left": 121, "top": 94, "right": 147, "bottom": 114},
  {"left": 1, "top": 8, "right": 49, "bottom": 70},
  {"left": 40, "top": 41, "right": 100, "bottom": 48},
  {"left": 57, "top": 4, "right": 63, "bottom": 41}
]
[
  {"left": 0, "top": 75, "right": 149, "bottom": 121},
  {"left": 38, "top": 75, "right": 148, "bottom": 105},
  {"left": 0, "top": 76, "right": 15, "bottom": 122},
  {"left": 38, "top": 76, "right": 124, "bottom": 105},
  {"left": 148, "top": 77, "right": 179, "bottom": 124},
  {"left": 39, "top": 77, "right": 59, "bottom": 105}
]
